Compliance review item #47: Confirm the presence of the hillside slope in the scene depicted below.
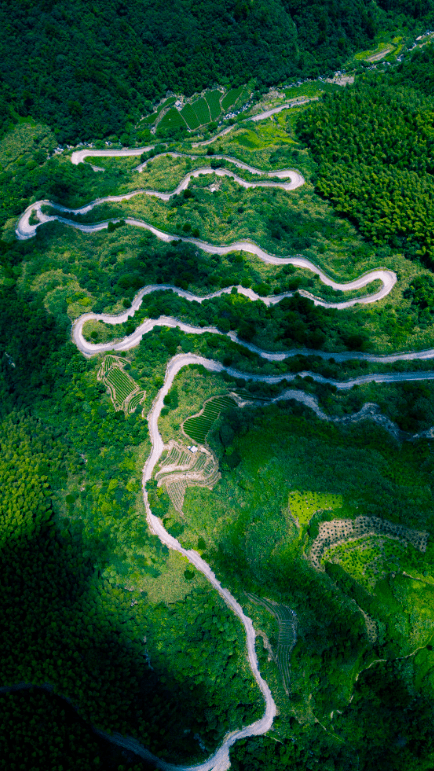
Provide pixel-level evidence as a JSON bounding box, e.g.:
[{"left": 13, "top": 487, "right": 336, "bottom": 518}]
[{"left": 1, "top": 0, "right": 431, "bottom": 141}]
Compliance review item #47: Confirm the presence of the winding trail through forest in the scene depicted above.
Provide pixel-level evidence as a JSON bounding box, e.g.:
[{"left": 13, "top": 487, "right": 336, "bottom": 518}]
[
  {"left": 12, "top": 143, "right": 434, "bottom": 770},
  {"left": 72, "top": 269, "right": 406, "bottom": 361},
  {"left": 16, "top": 168, "right": 303, "bottom": 242},
  {"left": 70, "top": 145, "right": 304, "bottom": 182}
]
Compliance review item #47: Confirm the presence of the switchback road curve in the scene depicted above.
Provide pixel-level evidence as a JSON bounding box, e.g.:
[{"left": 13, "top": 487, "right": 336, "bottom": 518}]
[{"left": 10, "top": 143, "right": 433, "bottom": 771}]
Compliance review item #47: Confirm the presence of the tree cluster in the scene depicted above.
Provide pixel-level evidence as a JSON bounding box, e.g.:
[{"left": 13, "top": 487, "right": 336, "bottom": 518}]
[
  {"left": 0, "top": 0, "right": 430, "bottom": 142},
  {"left": 298, "top": 76, "right": 434, "bottom": 267}
]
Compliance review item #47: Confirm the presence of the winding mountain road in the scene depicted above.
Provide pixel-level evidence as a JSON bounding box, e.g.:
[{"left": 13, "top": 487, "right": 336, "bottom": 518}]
[
  {"left": 16, "top": 206, "right": 396, "bottom": 314},
  {"left": 73, "top": 302, "right": 434, "bottom": 369},
  {"left": 12, "top": 142, "right": 434, "bottom": 771},
  {"left": 4, "top": 346, "right": 434, "bottom": 770},
  {"left": 250, "top": 97, "right": 319, "bottom": 122},
  {"left": 16, "top": 163, "right": 303, "bottom": 241},
  {"left": 70, "top": 144, "right": 304, "bottom": 182}
]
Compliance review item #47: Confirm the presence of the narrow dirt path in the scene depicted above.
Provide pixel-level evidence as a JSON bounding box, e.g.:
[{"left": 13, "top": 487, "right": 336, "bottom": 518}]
[{"left": 15, "top": 164, "right": 304, "bottom": 241}]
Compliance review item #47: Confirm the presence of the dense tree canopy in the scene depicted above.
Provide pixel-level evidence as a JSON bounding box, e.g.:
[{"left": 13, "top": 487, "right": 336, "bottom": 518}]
[
  {"left": 297, "top": 69, "right": 434, "bottom": 267},
  {"left": 0, "top": 0, "right": 432, "bottom": 141}
]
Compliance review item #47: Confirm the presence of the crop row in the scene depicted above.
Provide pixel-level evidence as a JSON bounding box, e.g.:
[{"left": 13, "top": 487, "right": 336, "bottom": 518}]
[
  {"left": 161, "top": 87, "right": 243, "bottom": 133},
  {"left": 105, "top": 367, "right": 136, "bottom": 405},
  {"left": 128, "top": 390, "right": 145, "bottom": 413},
  {"left": 184, "top": 396, "right": 234, "bottom": 444}
]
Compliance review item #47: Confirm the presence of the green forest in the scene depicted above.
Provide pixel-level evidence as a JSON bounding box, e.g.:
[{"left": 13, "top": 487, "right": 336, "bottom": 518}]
[
  {"left": 1, "top": 0, "right": 433, "bottom": 141},
  {"left": 3, "top": 3, "right": 434, "bottom": 770},
  {"left": 297, "top": 43, "right": 434, "bottom": 267}
]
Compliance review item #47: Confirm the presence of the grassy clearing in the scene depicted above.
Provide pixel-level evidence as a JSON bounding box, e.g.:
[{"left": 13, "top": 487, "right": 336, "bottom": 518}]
[
  {"left": 283, "top": 81, "right": 340, "bottom": 100},
  {"left": 289, "top": 490, "right": 343, "bottom": 527},
  {"left": 353, "top": 39, "right": 396, "bottom": 62}
]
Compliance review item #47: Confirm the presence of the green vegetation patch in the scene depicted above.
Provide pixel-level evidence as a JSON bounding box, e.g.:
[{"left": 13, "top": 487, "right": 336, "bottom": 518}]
[
  {"left": 297, "top": 76, "right": 434, "bottom": 268},
  {"left": 354, "top": 42, "right": 394, "bottom": 61},
  {"left": 98, "top": 355, "right": 145, "bottom": 414},
  {"left": 289, "top": 490, "right": 343, "bottom": 526},
  {"left": 158, "top": 108, "right": 187, "bottom": 131},
  {"left": 183, "top": 395, "right": 235, "bottom": 445},
  {"left": 0, "top": 122, "right": 56, "bottom": 169},
  {"left": 180, "top": 102, "right": 200, "bottom": 130},
  {"left": 192, "top": 97, "right": 211, "bottom": 125},
  {"left": 222, "top": 86, "right": 243, "bottom": 111},
  {"left": 206, "top": 90, "right": 223, "bottom": 121},
  {"left": 323, "top": 534, "right": 418, "bottom": 590}
]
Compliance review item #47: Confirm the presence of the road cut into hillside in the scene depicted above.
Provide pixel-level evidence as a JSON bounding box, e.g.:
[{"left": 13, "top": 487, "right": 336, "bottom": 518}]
[
  {"left": 70, "top": 145, "right": 155, "bottom": 165},
  {"left": 12, "top": 140, "right": 434, "bottom": 771},
  {"left": 69, "top": 144, "right": 304, "bottom": 184},
  {"left": 15, "top": 162, "right": 303, "bottom": 241},
  {"left": 134, "top": 151, "right": 304, "bottom": 180},
  {"left": 17, "top": 207, "right": 396, "bottom": 315},
  {"left": 3, "top": 348, "right": 434, "bottom": 770},
  {"left": 250, "top": 97, "right": 319, "bottom": 122}
]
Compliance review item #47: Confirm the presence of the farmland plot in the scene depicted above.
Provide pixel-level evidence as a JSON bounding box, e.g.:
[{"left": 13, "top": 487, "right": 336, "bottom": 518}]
[
  {"left": 221, "top": 86, "right": 243, "bottom": 111},
  {"left": 192, "top": 97, "right": 211, "bottom": 125},
  {"left": 247, "top": 594, "right": 297, "bottom": 695},
  {"left": 180, "top": 103, "right": 200, "bottom": 130},
  {"left": 206, "top": 90, "right": 223, "bottom": 121},
  {"left": 156, "top": 440, "right": 220, "bottom": 512},
  {"left": 183, "top": 396, "right": 234, "bottom": 444},
  {"left": 98, "top": 355, "right": 145, "bottom": 414},
  {"left": 158, "top": 108, "right": 187, "bottom": 131}
]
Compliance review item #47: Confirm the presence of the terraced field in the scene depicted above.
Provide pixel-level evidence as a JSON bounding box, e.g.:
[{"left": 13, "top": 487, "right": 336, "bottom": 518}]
[
  {"left": 206, "top": 89, "right": 223, "bottom": 121},
  {"left": 180, "top": 102, "right": 200, "bottom": 130},
  {"left": 222, "top": 86, "right": 243, "bottom": 111},
  {"left": 158, "top": 108, "right": 187, "bottom": 131},
  {"left": 183, "top": 395, "right": 235, "bottom": 444},
  {"left": 98, "top": 355, "right": 145, "bottom": 413},
  {"left": 192, "top": 97, "right": 211, "bottom": 125}
]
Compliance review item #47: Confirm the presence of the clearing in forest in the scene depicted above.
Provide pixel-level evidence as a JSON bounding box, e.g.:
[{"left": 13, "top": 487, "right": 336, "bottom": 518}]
[
  {"left": 98, "top": 355, "right": 145, "bottom": 415},
  {"left": 288, "top": 490, "right": 343, "bottom": 527}
]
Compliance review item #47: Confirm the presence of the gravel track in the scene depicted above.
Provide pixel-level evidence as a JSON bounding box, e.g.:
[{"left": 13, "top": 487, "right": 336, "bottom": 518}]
[
  {"left": 11, "top": 143, "right": 434, "bottom": 771},
  {"left": 3, "top": 351, "right": 433, "bottom": 770},
  {"left": 250, "top": 97, "right": 319, "bottom": 122},
  {"left": 15, "top": 162, "right": 303, "bottom": 242}
]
